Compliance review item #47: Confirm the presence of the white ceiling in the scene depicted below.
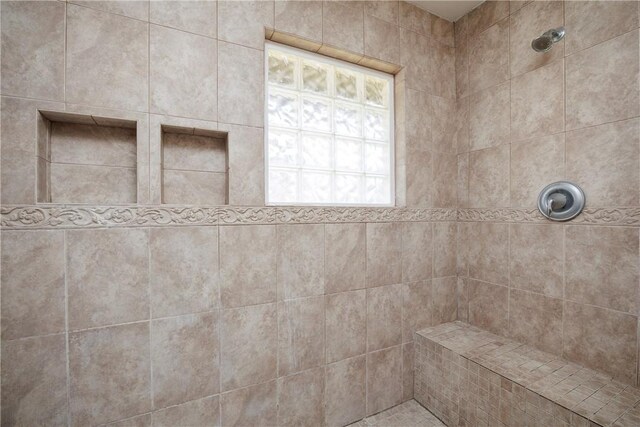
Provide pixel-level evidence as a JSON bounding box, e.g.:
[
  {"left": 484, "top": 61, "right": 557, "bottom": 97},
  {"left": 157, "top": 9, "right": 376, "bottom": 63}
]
[{"left": 407, "top": 0, "right": 485, "bottom": 22}]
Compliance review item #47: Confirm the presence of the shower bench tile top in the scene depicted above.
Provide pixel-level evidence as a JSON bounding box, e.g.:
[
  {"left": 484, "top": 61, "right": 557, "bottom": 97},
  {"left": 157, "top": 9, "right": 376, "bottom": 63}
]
[{"left": 415, "top": 322, "right": 640, "bottom": 427}]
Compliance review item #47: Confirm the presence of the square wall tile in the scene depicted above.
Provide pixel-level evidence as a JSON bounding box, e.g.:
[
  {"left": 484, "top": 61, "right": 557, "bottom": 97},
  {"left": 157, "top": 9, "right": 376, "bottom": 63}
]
[
  {"left": 469, "top": 145, "right": 510, "bottom": 208},
  {"left": 218, "top": 1, "right": 273, "bottom": 50},
  {"left": 69, "top": 323, "right": 151, "bottom": 427},
  {"left": 150, "top": 1, "right": 217, "bottom": 38},
  {"left": 1, "top": 230, "right": 65, "bottom": 340},
  {"left": 364, "top": 14, "right": 400, "bottom": 64},
  {"left": 220, "top": 303, "right": 277, "bottom": 391},
  {"left": 457, "top": 153, "right": 469, "bottom": 208},
  {"left": 275, "top": 1, "right": 323, "bottom": 43},
  {"left": 323, "top": 1, "right": 364, "bottom": 54},
  {"left": 402, "top": 222, "right": 433, "bottom": 283},
  {"left": 220, "top": 225, "right": 276, "bottom": 308},
  {"left": 427, "top": 39, "right": 456, "bottom": 100},
  {"left": 220, "top": 381, "right": 276, "bottom": 427},
  {"left": 468, "top": 280, "right": 508, "bottom": 335},
  {"left": 325, "top": 356, "right": 366, "bottom": 426},
  {"left": 431, "top": 95, "right": 467, "bottom": 155},
  {"left": 468, "top": 18, "right": 509, "bottom": 93},
  {"left": 325, "top": 223, "right": 366, "bottom": 294},
  {"left": 399, "top": 2, "right": 430, "bottom": 37},
  {"left": 67, "top": 228, "right": 149, "bottom": 330},
  {"left": 366, "top": 346, "right": 402, "bottom": 415},
  {"left": 2, "top": 335, "right": 68, "bottom": 427},
  {"left": 221, "top": 123, "right": 265, "bottom": 206},
  {"left": 455, "top": 31, "right": 470, "bottom": 99},
  {"left": 467, "top": 0, "right": 509, "bottom": 38},
  {"left": 151, "top": 313, "right": 219, "bottom": 409},
  {"left": 150, "top": 227, "right": 218, "bottom": 318},
  {"left": 326, "top": 290, "right": 367, "bottom": 363},
  {"left": 278, "top": 296, "right": 325, "bottom": 376},
  {"left": 400, "top": 30, "right": 430, "bottom": 93},
  {"left": 433, "top": 222, "right": 456, "bottom": 278},
  {"left": 72, "top": 1, "right": 149, "bottom": 21},
  {"left": 277, "top": 367, "right": 325, "bottom": 427},
  {"left": 405, "top": 89, "right": 431, "bottom": 151},
  {"left": 432, "top": 277, "right": 457, "bottom": 325},
  {"left": 367, "top": 284, "right": 403, "bottom": 351},
  {"left": 406, "top": 148, "right": 433, "bottom": 208},
  {"left": 469, "top": 82, "right": 510, "bottom": 151},
  {"left": 432, "top": 152, "right": 458, "bottom": 208},
  {"left": 152, "top": 396, "right": 219, "bottom": 427},
  {"left": 66, "top": 5, "right": 148, "bottom": 112},
  {"left": 366, "top": 222, "right": 402, "bottom": 287},
  {"left": 468, "top": 222, "right": 509, "bottom": 285},
  {"left": 402, "top": 281, "right": 432, "bottom": 343},
  {"left": 277, "top": 224, "right": 324, "bottom": 300},
  {"left": 366, "top": 1, "right": 398, "bottom": 25},
  {"left": 509, "top": 289, "right": 563, "bottom": 355}
]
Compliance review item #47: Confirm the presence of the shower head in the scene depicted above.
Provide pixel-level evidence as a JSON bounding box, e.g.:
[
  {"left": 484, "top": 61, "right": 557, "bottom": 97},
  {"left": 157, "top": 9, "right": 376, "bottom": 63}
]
[{"left": 531, "top": 27, "right": 565, "bottom": 52}]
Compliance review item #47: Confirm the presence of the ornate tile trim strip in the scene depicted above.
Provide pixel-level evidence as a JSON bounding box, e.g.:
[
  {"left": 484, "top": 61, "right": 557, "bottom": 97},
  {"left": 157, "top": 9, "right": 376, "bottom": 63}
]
[{"left": 458, "top": 208, "right": 640, "bottom": 226}]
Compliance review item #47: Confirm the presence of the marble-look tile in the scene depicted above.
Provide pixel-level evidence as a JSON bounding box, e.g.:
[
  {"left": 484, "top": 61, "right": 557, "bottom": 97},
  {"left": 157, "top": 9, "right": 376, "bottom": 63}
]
[
  {"left": 456, "top": 222, "right": 470, "bottom": 277},
  {"left": 162, "top": 169, "right": 226, "bottom": 205},
  {"left": 402, "top": 280, "right": 432, "bottom": 343},
  {"left": 325, "top": 356, "right": 366, "bottom": 426},
  {"left": 468, "top": 17, "right": 509, "bottom": 93},
  {"left": 565, "top": 0, "right": 639, "bottom": 55},
  {"left": 325, "top": 223, "right": 366, "bottom": 294},
  {"left": 402, "top": 222, "right": 433, "bottom": 283},
  {"left": 509, "top": 0, "right": 563, "bottom": 77},
  {"left": 405, "top": 88, "right": 431, "bottom": 150},
  {"left": 509, "top": 289, "right": 563, "bottom": 355},
  {"left": 566, "top": 118, "right": 639, "bottom": 207},
  {"left": 66, "top": 4, "right": 148, "bottom": 112},
  {"left": 0, "top": 0, "right": 64, "bottom": 100},
  {"left": 220, "top": 381, "right": 277, "bottom": 427},
  {"left": 468, "top": 280, "right": 508, "bottom": 336},
  {"left": 566, "top": 30, "right": 640, "bottom": 130},
  {"left": 278, "top": 296, "right": 325, "bottom": 376},
  {"left": 367, "top": 284, "right": 403, "bottom": 351},
  {"left": 364, "top": 14, "right": 399, "bottom": 64},
  {"left": 1, "top": 335, "right": 68, "bottom": 427},
  {"left": 400, "top": 30, "right": 430, "bottom": 93},
  {"left": 1, "top": 230, "right": 65, "bottom": 340},
  {"left": 402, "top": 342, "right": 414, "bottom": 400},
  {"left": 455, "top": 28, "right": 469, "bottom": 99},
  {"left": 50, "top": 163, "right": 137, "bottom": 204},
  {"left": 277, "top": 224, "right": 324, "bottom": 299},
  {"left": 151, "top": 313, "right": 219, "bottom": 408},
  {"left": 432, "top": 152, "right": 457, "bottom": 208},
  {"left": 468, "top": 222, "right": 509, "bottom": 285},
  {"left": 277, "top": 367, "right": 325, "bottom": 427},
  {"left": 469, "top": 82, "right": 510, "bottom": 151},
  {"left": 150, "top": 1, "right": 217, "bottom": 38},
  {"left": 468, "top": 145, "right": 510, "bottom": 208},
  {"left": 162, "top": 132, "right": 226, "bottom": 173},
  {"left": 107, "top": 413, "right": 151, "bottom": 427},
  {"left": 220, "top": 303, "right": 277, "bottom": 391},
  {"left": 432, "top": 277, "right": 457, "bottom": 325},
  {"left": 430, "top": 14, "right": 454, "bottom": 48},
  {"left": 565, "top": 226, "right": 639, "bottom": 314},
  {"left": 563, "top": 301, "right": 638, "bottom": 385},
  {"left": 275, "top": 1, "right": 323, "bottom": 43},
  {"left": 1, "top": 152, "right": 36, "bottom": 204},
  {"left": 150, "top": 227, "right": 218, "bottom": 318},
  {"left": 399, "top": 2, "right": 430, "bottom": 35},
  {"left": 510, "top": 133, "right": 565, "bottom": 208},
  {"left": 511, "top": 60, "right": 564, "bottom": 142},
  {"left": 150, "top": 25, "right": 216, "bottom": 121},
  {"left": 152, "top": 396, "right": 220, "bottom": 427},
  {"left": 366, "top": 0, "right": 398, "bottom": 25},
  {"left": 406, "top": 147, "right": 432, "bottom": 208},
  {"left": 433, "top": 222, "right": 456, "bottom": 278},
  {"left": 430, "top": 95, "right": 462, "bottom": 154},
  {"left": 220, "top": 225, "right": 276, "bottom": 308},
  {"left": 69, "top": 323, "right": 151, "bottom": 427},
  {"left": 467, "top": 0, "right": 510, "bottom": 38},
  {"left": 323, "top": 1, "right": 364, "bottom": 54},
  {"left": 72, "top": 1, "right": 148, "bottom": 20},
  {"left": 67, "top": 228, "right": 149, "bottom": 330},
  {"left": 457, "top": 277, "right": 469, "bottom": 322},
  {"left": 221, "top": 123, "right": 265, "bottom": 206},
  {"left": 427, "top": 38, "right": 456, "bottom": 100},
  {"left": 366, "top": 346, "right": 402, "bottom": 416},
  {"left": 218, "top": 0, "right": 273, "bottom": 50},
  {"left": 326, "top": 290, "right": 367, "bottom": 363},
  {"left": 509, "top": 223, "right": 563, "bottom": 299},
  {"left": 366, "top": 222, "right": 402, "bottom": 287},
  {"left": 457, "top": 153, "right": 469, "bottom": 208}
]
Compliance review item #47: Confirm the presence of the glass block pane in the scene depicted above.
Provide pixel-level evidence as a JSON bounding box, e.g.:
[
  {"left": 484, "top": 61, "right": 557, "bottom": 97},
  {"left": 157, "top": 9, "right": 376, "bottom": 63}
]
[
  {"left": 335, "top": 173, "right": 363, "bottom": 204},
  {"left": 365, "top": 143, "right": 390, "bottom": 174},
  {"left": 302, "top": 96, "right": 331, "bottom": 132},
  {"left": 300, "top": 171, "right": 331, "bottom": 203},
  {"left": 268, "top": 129, "right": 298, "bottom": 167},
  {"left": 335, "top": 103, "right": 362, "bottom": 137},
  {"left": 301, "top": 133, "right": 332, "bottom": 169},
  {"left": 366, "top": 176, "right": 390, "bottom": 204},
  {"left": 335, "top": 68, "right": 359, "bottom": 101},
  {"left": 365, "top": 109, "right": 389, "bottom": 141},
  {"left": 268, "top": 50, "right": 297, "bottom": 88},
  {"left": 365, "top": 76, "right": 388, "bottom": 107},
  {"left": 302, "top": 60, "right": 329, "bottom": 95},
  {"left": 269, "top": 168, "right": 298, "bottom": 203},
  {"left": 335, "top": 137, "right": 362, "bottom": 172},
  {"left": 268, "top": 91, "right": 299, "bottom": 129}
]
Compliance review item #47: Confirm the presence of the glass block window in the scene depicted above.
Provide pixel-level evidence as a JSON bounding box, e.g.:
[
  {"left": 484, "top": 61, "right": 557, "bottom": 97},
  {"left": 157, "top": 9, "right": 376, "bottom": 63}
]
[{"left": 266, "top": 42, "right": 394, "bottom": 206}]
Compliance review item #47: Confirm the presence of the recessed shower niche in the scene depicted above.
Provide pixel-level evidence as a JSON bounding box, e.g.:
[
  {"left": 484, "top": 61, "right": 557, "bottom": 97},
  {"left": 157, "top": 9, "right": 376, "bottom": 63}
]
[{"left": 37, "top": 111, "right": 138, "bottom": 204}]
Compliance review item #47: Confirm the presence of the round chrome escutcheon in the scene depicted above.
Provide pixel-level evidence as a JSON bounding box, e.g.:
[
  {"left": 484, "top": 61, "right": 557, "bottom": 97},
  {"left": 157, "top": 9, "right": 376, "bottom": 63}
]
[{"left": 537, "top": 181, "right": 585, "bottom": 221}]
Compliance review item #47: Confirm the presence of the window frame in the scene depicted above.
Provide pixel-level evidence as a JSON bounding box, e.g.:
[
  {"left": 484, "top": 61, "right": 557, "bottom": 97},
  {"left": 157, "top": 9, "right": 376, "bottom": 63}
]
[{"left": 264, "top": 41, "right": 396, "bottom": 207}]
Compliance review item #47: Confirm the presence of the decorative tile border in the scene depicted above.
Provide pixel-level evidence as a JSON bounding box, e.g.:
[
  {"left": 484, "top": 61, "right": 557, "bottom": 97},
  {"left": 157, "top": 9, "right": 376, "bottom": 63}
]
[{"left": 458, "top": 208, "right": 640, "bottom": 226}]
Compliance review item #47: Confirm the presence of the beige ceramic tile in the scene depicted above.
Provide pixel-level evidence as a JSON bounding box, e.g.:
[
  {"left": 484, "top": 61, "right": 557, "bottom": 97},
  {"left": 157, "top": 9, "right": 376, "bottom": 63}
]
[
  {"left": 468, "top": 222, "right": 509, "bottom": 285},
  {"left": 277, "top": 367, "right": 325, "bottom": 427},
  {"left": 399, "top": 1, "right": 430, "bottom": 36},
  {"left": 220, "top": 381, "right": 277, "bottom": 427},
  {"left": 402, "top": 280, "right": 432, "bottom": 343},
  {"left": 511, "top": 60, "right": 564, "bottom": 142},
  {"left": 468, "top": 145, "right": 510, "bottom": 208},
  {"left": 66, "top": 5, "right": 148, "bottom": 112},
  {"left": 468, "top": 279, "right": 508, "bottom": 335},
  {"left": 433, "top": 222, "right": 456, "bottom": 278},
  {"left": 150, "top": 25, "right": 217, "bottom": 121},
  {"left": 432, "top": 277, "right": 457, "bottom": 325},
  {"left": 163, "top": 132, "right": 226, "bottom": 173},
  {"left": 565, "top": 118, "right": 639, "bottom": 207},
  {"left": 326, "top": 290, "right": 367, "bottom": 363},
  {"left": 455, "top": 30, "right": 470, "bottom": 99},
  {"left": 219, "top": 123, "right": 264, "bottom": 206},
  {"left": 405, "top": 148, "right": 433, "bottom": 208},
  {"left": 401, "top": 222, "right": 433, "bottom": 283},
  {"left": 72, "top": 1, "right": 148, "bottom": 20},
  {"left": 432, "top": 152, "right": 457, "bottom": 208},
  {"left": 468, "top": 17, "right": 509, "bottom": 93},
  {"left": 150, "top": 1, "right": 217, "bottom": 38},
  {"left": 366, "top": 346, "right": 403, "bottom": 416},
  {"left": 1, "top": 152, "right": 36, "bottom": 205},
  {"left": 0, "top": 1, "right": 65, "bottom": 100},
  {"left": 1, "top": 230, "right": 65, "bottom": 340},
  {"left": 364, "top": 14, "right": 399, "bottom": 64},
  {"left": 67, "top": 228, "right": 149, "bottom": 330},
  {"left": 277, "top": 224, "right": 325, "bottom": 299},
  {"left": 366, "top": 1, "right": 398, "bottom": 25},
  {"left": 325, "top": 356, "right": 367, "bottom": 426},
  {"left": 469, "top": 82, "right": 510, "bottom": 151},
  {"left": 400, "top": 30, "right": 430, "bottom": 93},
  {"left": 467, "top": 0, "right": 510, "bottom": 38},
  {"left": 151, "top": 313, "right": 219, "bottom": 408},
  {"left": 563, "top": 301, "right": 638, "bottom": 385},
  {"left": 50, "top": 163, "right": 137, "bottom": 204},
  {"left": 457, "top": 277, "right": 469, "bottom": 322},
  {"left": 509, "top": 223, "right": 563, "bottom": 298},
  {"left": 367, "top": 284, "right": 403, "bottom": 351},
  {"left": 278, "top": 296, "right": 325, "bottom": 376},
  {"left": 405, "top": 88, "right": 431, "bottom": 151},
  {"left": 457, "top": 153, "right": 469, "bottom": 208},
  {"left": 325, "top": 223, "right": 366, "bottom": 294},
  {"left": 402, "top": 342, "right": 414, "bottom": 400},
  {"left": 566, "top": 30, "right": 640, "bottom": 130},
  {"left": 152, "top": 396, "right": 220, "bottom": 427},
  {"left": 220, "top": 303, "right": 277, "bottom": 391},
  {"left": 366, "top": 222, "right": 402, "bottom": 287},
  {"left": 69, "top": 323, "right": 151, "bottom": 427},
  {"left": 427, "top": 38, "right": 456, "bottom": 100},
  {"left": 565, "top": 226, "right": 639, "bottom": 314},
  {"left": 509, "top": 289, "right": 563, "bottom": 355},
  {"left": 1, "top": 335, "right": 68, "bottom": 427},
  {"left": 162, "top": 169, "right": 227, "bottom": 205},
  {"left": 107, "top": 413, "right": 151, "bottom": 427},
  {"left": 430, "top": 14, "right": 454, "bottom": 47},
  {"left": 456, "top": 222, "right": 470, "bottom": 277},
  {"left": 430, "top": 95, "right": 461, "bottom": 154},
  {"left": 323, "top": 1, "right": 364, "bottom": 54},
  {"left": 218, "top": 1, "right": 273, "bottom": 50},
  {"left": 275, "top": 1, "right": 323, "bottom": 43}
]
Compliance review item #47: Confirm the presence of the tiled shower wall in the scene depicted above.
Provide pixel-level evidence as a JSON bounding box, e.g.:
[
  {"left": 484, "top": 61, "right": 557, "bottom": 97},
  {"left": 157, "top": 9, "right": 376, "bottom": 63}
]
[
  {"left": 454, "top": 1, "right": 640, "bottom": 387},
  {"left": 0, "top": 1, "right": 459, "bottom": 426}
]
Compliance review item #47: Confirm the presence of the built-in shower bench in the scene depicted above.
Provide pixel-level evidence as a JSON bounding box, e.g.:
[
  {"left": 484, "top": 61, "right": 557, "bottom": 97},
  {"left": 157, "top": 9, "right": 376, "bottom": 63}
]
[{"left": 414, "top": 322, "right": 640, "bottom": 427}]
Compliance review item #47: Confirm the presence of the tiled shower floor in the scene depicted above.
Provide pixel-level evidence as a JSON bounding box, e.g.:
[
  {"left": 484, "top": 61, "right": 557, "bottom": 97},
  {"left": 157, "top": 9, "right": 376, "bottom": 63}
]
[{"left": 349, "top": 400, "right": 445, "bottom": 427}]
